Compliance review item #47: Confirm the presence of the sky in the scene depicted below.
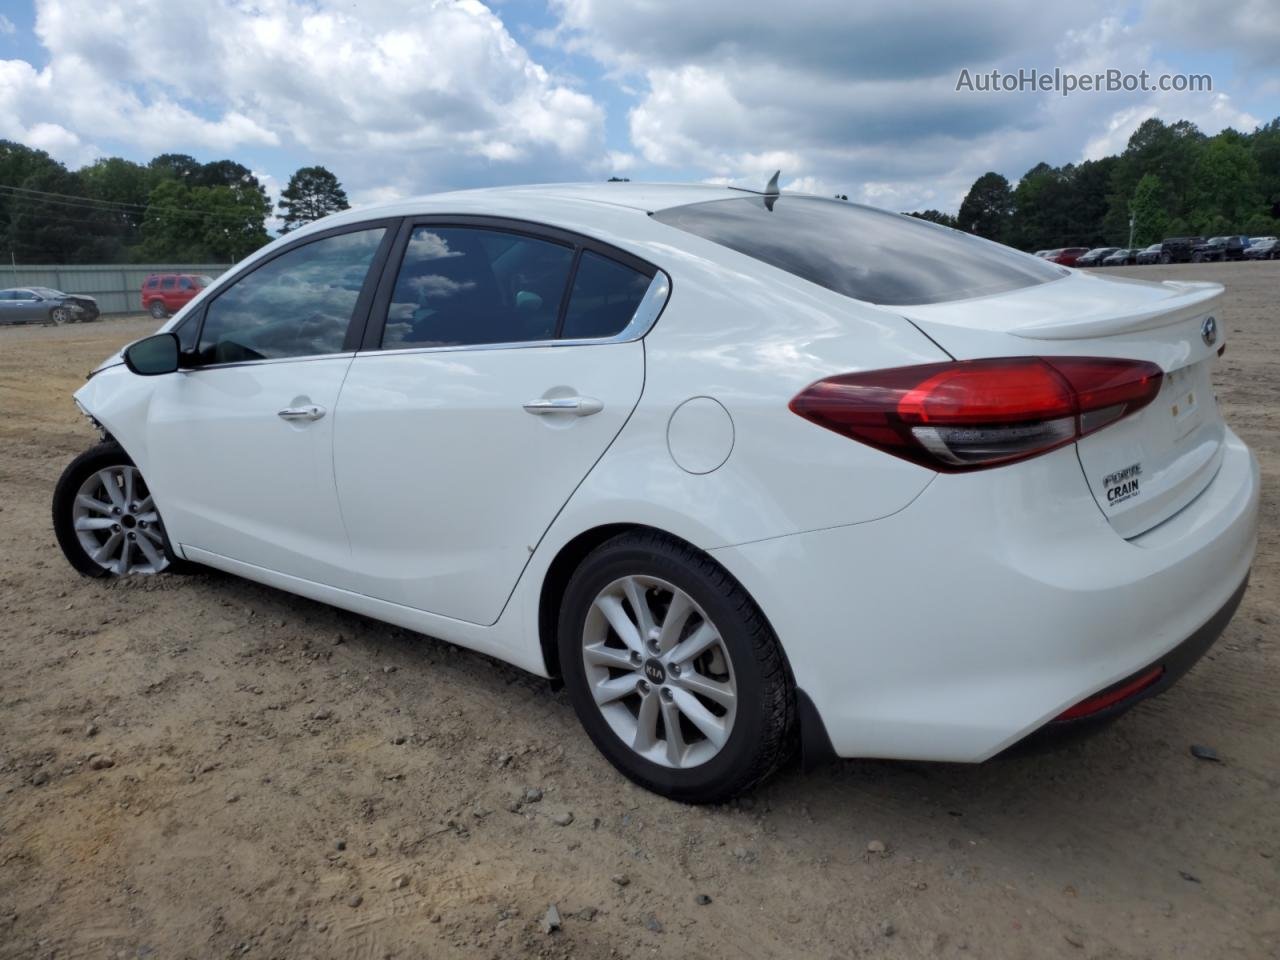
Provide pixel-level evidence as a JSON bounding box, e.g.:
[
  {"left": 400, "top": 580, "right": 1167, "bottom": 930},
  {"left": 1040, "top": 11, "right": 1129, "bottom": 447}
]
[{"left": 0, "top": 0, "right": 1277, "bottom": 217}]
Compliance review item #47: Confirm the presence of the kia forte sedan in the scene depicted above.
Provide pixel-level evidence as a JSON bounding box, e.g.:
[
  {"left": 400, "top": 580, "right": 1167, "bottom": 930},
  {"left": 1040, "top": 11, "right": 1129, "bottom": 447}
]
[{"left": 54, "top": 183, "right": 1259, "bottom": 803}]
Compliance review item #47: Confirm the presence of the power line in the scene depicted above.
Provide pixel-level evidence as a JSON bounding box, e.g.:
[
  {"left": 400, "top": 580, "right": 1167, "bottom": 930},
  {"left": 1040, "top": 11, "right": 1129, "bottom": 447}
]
[{"left": 0, "top": 183, "right": 269, "bottom": 225}]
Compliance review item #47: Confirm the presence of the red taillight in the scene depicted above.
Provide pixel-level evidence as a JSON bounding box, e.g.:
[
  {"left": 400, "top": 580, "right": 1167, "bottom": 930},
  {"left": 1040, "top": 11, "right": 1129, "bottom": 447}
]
[
  {"left": 1054, "top": 666, "right": 1164, "bottom": 721},
  {"left": 789, "top": 357, "right": 1163, "bottom": 472}
]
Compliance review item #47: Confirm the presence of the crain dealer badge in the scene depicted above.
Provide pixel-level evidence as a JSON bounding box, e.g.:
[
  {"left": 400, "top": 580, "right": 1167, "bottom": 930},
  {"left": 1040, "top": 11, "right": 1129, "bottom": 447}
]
[{"left": 1102, "top": 462, "right": 1143, "bottom": 506}]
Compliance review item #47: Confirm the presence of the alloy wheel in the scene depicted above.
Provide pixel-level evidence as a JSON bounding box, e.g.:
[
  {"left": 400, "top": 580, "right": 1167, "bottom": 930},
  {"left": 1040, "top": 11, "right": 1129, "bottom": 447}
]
[
  {"left": 71, "top": 465, "right": 170, "bottom": 575},
  {"left": 581, "top": 575, "right": 737, "bottom": 769}
]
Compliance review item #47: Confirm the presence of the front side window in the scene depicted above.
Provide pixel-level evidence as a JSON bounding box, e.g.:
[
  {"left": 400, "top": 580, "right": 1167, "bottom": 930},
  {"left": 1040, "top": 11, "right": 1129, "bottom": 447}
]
[
  {"left": 561, "top": 251, "right": 652, "bottom": 340},
  {"left": 653, "top": 195, "right": 1065, "bottom": 306},
  {"left": 196, "top": 227, "right": 385, "bottom": 365},
  {"left": 178, "top": 277, "right": 192, "bottom": 290},
  {"left": 382, "top": 226, "right": 574, "bottom": 348}
]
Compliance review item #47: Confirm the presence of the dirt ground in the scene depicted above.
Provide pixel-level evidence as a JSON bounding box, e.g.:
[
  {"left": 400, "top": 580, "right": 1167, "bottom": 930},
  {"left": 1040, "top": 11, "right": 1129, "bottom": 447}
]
[{"left": 1, "top": 264, "right": 1277, "bottom": 960}]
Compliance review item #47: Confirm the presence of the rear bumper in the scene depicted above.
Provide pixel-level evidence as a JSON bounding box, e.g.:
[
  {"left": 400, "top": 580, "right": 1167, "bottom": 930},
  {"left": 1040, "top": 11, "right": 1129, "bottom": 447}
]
[{"left": 711, "top": 428, "right": 1259, "bottom": 762}]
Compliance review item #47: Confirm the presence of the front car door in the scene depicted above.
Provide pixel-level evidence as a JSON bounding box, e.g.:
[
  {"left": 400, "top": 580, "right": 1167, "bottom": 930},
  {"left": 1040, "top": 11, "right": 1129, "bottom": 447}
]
[
  {"left": 332, "top": 218, "right": 667, "bottom": 625},
  {"left": 142, "top": 222, "right": 397, "bottom": 583}
]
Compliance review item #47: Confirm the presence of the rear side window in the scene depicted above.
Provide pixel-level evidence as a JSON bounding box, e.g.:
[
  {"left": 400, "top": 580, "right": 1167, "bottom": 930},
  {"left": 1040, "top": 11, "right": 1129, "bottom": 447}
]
[
  {"left": 652, "top": 195, "right": 1065, "bottom": 306},
  {"left": 382, "top": 226, "right": 574, "bottom": 348},
  {"left": 161, "top": 276, "right": 176, "bottom": 289},
  {"left": 146, "top": 277, "right": 159, "bottom": 289},
  {"left": 197, "top": 227, "right": 385, "bottom": 364},
  {"left": 561, "top": 252, "right": 651, "bottom": 340}
]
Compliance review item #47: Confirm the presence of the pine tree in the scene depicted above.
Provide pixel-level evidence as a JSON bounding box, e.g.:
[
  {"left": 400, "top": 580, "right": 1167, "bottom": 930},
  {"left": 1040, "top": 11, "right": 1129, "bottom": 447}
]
[{"left": 277, "top": 166, "right": 350, "bottom": 233}]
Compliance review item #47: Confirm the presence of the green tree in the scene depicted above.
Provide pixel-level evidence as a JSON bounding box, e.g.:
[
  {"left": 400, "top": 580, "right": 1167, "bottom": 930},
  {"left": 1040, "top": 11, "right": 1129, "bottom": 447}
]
[
  {"left": 1189, "top": 135, "right": 1261, "bottom": 233},
  {"left": 905, "top": 209, "right": 958, "bottom": 228},
  {"left": 956, "top": 172, "right": 1013, "bottom": 242},
  {"left": 140, "top": 178, "right": 270, "bottom": 262},
  {"left": 277, "top": 166, "right": 350, "bottom": 232},
  {"left": 1128, "top": 173, "right": 1168, "bottom": 246},
  {"left": 148, "top": 153, "right": 202, "bottom": 182}
]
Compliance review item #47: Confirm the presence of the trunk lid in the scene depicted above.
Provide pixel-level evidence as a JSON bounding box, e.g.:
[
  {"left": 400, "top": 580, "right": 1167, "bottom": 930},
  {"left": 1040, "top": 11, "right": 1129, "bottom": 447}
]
[{"left": 892, "top": 272, "right": 1226, "bottom": 538}]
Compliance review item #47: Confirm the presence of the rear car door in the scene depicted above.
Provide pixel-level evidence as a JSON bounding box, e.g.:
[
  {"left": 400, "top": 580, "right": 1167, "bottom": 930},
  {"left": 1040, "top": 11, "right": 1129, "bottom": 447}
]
[
  {"left": 332, "top": 218, "right": 665, "bottom": 625},
  {"left": 142, "top": 222, "right": 397, "bottom": 583}
]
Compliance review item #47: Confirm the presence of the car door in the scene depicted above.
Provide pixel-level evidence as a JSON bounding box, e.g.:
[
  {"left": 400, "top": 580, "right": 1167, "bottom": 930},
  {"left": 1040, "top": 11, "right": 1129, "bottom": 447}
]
[
  {"left": 141, "top": 222, "right": 397, "bottom": 584},
  {"left": 9, "top": 289, "right": 41, "bottom": 323},
  {"left": 332, "top": 219, "right": 666, "bottom": 625}
]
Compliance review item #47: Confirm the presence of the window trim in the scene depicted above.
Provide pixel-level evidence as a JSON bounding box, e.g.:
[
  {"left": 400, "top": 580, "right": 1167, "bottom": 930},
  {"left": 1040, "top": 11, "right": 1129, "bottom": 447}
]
[
  {"left": 185, "top": 217, "right": 400, "bottom": 370},
  {"left": 360, "top": 214, "right": 671, "bottom": 354}
]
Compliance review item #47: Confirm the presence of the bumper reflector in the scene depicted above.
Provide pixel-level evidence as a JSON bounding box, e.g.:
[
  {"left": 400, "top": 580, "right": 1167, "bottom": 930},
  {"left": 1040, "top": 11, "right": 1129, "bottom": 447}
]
[{"left": 1053, "top": 666, "right": 1165, "bottom": 721}]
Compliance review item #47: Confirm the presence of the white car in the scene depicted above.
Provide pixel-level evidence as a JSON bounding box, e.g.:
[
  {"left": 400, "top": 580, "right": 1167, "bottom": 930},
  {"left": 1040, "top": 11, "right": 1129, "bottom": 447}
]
[{"left": 55, "top": 183, "right": 1259, "bottom": 803}]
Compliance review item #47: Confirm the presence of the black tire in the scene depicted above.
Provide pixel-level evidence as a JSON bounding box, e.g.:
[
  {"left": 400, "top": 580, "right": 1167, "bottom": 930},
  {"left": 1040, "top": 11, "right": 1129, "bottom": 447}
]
[
  {"left": 1160, "top": 252, "right": 1171, "bottom": 264},
  {"left": 558, "top": 531, "right": 795, "bottom": 803},
  {"left": 148, "top": 300, "right": 167, "bottom": 319},
  {"left": 52, "top": 441, "right": 185, "bottom": 577}
]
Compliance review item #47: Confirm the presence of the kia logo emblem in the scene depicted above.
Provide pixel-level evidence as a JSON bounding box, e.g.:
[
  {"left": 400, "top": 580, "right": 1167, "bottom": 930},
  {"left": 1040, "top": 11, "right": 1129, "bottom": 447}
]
[
  {"left": 643, "top": 659, "right": 666, "bottom": 684},
  {"left": 1201, "top": 315, "right": 1217, "bottom": 346}
]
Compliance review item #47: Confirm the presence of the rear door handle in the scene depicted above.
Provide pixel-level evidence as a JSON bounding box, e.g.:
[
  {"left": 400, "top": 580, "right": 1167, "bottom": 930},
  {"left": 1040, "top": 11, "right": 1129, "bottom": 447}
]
[
  {"left": 522, "top": 396, "right": 604, "bottom": 417},
  {"left": 277, "top": 404, "right": 326, "bottom": 422}
]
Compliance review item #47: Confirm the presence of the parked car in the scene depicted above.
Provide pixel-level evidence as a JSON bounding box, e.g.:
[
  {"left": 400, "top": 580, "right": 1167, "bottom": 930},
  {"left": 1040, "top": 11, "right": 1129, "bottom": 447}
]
[
  {"left": 54, "top": 184, "right": 1259, "bottom": 802},
  {"left": 1032, "top": 250, "right": 1053, "bottom": 258},
  {"left": 1158, "top": 236, "right": 1205, "bottom": 264},
  {"left": 1102, "top": 248, "right": 1139, "bottom": 266},
  {"left": 0, "top": 287, "right": 100, "bottom": 325},
  {"left": 1076, "top": 247, "right": 1121, "bottom": 267},
  {"left": 1135, "top": 243, "right": 1165, "bottom": 265},
  {"left": 141, "top": 273, "right": 214, "bottom": 319},
  {"left": 1248, "top": 236, "right": 1276, "bottom": 245},
  {"left": 1044, "top": 246, "right": 1090, "bottom": 266},
  {"left": 1244, "top": 237, "right": 1277, "bottom": 260},
  {"left": 1192, "top": 236, "right": 1247, "bottom": 262}
]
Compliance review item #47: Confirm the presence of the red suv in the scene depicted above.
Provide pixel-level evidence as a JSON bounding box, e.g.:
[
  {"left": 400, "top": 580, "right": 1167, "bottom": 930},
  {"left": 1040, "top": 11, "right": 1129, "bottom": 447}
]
[
  {"left": 1044, "top": 247, "right": 1090, "bottom": 266},
  {"left": 141, "top": 273, "right": 214, "bottom": 319}
]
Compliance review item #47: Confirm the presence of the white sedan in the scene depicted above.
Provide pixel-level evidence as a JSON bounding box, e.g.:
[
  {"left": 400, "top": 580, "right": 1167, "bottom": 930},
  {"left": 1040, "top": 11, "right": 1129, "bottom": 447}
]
[{"left": 55, "top": 183, "right": 1259, "bottom": 802}]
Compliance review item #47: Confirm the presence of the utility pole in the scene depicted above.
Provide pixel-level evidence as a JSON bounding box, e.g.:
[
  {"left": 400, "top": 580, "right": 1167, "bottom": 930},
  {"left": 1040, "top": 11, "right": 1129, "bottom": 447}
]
[{"left": 1128, "top": 213, "right": 1136, "bottom": 250}]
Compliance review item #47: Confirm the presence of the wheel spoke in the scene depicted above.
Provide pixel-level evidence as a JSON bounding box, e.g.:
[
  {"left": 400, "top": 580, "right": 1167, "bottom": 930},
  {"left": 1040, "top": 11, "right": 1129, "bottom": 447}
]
[
  {"left": 660, "top": 696, "right": 687, "bottom": 765},
  {"left": 92, "top": 531, "right": 122, "bottom": 564},
  {"left": 591, "top": 674, "right": 638, "bottom": 706},
  {"left": 665, "top": 622, "right": 719, "bottom": 666},
  {"left": 138, "top": 525, "right": 165, "bottom": 546},
  {"left": 99, "top": 471, "right": 126, "bottom": 509},
  {"left": 122, "top": 468, "right": 135, "bottom": 507},
  {"left": 671, "top": 688, "right": 729, "bottom": 748},
  {"left": 594, "top": 593, "right": 644, "bottom": 655},
  {"left": 74, "top": 516, "right": 116, "bottom": 532},
  {"left": 674, "top": 670, "right": 736, "bottom": 709},
  {"left": 622, "top": 577, "right": 655, "bottom": 639},
  {"left": 657, "top": 590, "right": 694, "bottom": 652},
  {"left": 113, "top": 537, "right": 132, "bottom": 576},
  {"left": 633, "top": 693, "right": 660, "bottom": 752},
  {"left": 134, "top": 532, "right": 163, "bottom": 568},
  {"left": 76, "top": 494, "right": 114, "bottom": 516},
  {"left": 135, "top": 495, "right": 154, "bottom": 515},
  {"left": 584, "top": 643, "right": 635, "bottom": 672}
]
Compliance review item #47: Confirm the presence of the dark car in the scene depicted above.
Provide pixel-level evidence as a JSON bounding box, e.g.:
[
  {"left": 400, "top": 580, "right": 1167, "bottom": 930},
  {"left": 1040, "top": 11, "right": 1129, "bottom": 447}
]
[
  {"left": 1244, "top": 237, "right": 1278, "bottom": 260},
  {"left": 1044, "top": 246, "right": 1090, "bottom": 266},
  {"left": 1102, "top": 248, "right": 1139, "bottom": 266},
  {"left": 1158, "top": 236, "right": 1205, "bottom": 264},
  {"left": 1192, "top": 236, "right": 1246, "bottom": 263},
  {"left": 1135, "top": 243, "right": 1164, "bottom": 265},
  {"left": 141, "top": 273, "right": 214, "bottom": 319},
  {"left": 0, "top": 287, "right": 100, "bottom": 325},
  {"left": 1075, "top": 247, "right": 1120, "bottom": 267}
]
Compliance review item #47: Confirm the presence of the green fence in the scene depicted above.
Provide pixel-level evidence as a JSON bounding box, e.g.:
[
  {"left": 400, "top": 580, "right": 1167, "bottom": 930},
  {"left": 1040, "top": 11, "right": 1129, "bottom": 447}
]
[{"left": 4, "top": 263, "right": 230, "bottom": 315}]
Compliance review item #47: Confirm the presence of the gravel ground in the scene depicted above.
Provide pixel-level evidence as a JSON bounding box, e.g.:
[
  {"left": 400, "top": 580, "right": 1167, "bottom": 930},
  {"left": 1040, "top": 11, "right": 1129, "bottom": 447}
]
[{"left": 1, "top": 264, "right": 1277, "bottom": 959}]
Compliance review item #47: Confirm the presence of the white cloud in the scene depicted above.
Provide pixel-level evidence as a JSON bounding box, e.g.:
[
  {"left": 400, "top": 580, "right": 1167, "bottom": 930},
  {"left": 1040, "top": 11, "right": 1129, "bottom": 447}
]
[
  {"left": 552, "top": 0, "right": 1268, "bottom": 212},
  {"left": 0, "top": 14, "right": 15, "bottom": 36},
  {"left": 1, "top": 0, "right": 604, "bottom": 195}
]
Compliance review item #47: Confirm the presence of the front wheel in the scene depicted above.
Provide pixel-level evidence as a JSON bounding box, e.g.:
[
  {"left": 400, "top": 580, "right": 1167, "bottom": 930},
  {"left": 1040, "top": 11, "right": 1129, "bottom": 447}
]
[
  {"left": 558, "top": 531, "right": 795, "bottom": 803},
  {"left": 53, "top": 442, "right": 173, "bottom": 577}
]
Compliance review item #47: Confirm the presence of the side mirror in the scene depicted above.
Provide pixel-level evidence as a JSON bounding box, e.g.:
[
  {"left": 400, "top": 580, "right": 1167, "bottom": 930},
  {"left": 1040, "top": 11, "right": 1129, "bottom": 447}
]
[{"left": 124, "top": 332, "right": 180, "bottom": 376}]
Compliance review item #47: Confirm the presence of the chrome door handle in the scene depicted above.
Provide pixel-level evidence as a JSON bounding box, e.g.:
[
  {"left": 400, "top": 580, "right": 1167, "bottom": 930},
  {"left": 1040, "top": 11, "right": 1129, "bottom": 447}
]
[
  {"left": 277, "top": 404, "right": 326, "bottom": 422},
  {"left": 522, "top": 396, "right": 604, "bottom": 417}
]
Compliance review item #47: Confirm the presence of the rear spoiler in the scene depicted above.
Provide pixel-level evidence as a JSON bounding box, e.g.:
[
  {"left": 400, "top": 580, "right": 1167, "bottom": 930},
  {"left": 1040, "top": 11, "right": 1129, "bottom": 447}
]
[{"left": 1013, "top": 281, "right": 1222, "bottom": 341}]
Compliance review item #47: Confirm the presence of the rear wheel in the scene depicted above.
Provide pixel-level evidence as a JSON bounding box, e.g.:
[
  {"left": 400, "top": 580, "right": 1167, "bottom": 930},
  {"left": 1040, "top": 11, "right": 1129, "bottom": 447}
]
[
  {"left": 53, "top": 443, "right": 174, "bottom": 577},
  {"left": 558, "top": 531, "right": 795, "bottom": 803},
  {"left": 148, "top": 300, "right": 167, "bottom": 319},
  {"left": 1160, "top": 252, "right": 1172, "bottom": 264}
]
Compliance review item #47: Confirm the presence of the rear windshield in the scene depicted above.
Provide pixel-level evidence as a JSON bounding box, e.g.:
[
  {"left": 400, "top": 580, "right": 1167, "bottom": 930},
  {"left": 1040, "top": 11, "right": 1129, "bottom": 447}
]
[{"left": 652, "top": 195, "right": 1065, "bottom": 306}]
